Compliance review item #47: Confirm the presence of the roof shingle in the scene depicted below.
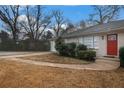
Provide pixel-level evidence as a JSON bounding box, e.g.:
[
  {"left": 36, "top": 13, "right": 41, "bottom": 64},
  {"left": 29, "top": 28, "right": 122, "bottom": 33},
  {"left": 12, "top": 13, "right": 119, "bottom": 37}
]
[{"left": 62, "top": 20, "right": 124, "bottom": 38}]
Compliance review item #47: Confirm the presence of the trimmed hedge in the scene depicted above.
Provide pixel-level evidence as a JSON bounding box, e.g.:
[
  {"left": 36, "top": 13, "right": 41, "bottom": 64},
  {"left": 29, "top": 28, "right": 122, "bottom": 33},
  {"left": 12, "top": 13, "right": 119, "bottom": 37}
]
[
  {"left": 66, "top": 43, "right": 76, "bottom": 57},
  {"left": 55, "top": 37, "right": 64, "bottom": 51},
  {"left": 77, "top": 44, "right": 87, "bottom": 51},
  {"left": 119, "top": 47, "right": 124, "bottom": 67},
  {"left": 55, "top": 42, "right": 76, "bottom": 57},
  {"left": 56, "top": 43, "right": 68, "bottom": 56},
  {"left": 77, "top": 50, "right": 96, "bottom": 61},
  {"left": 55, "top": 37, "right": 66, "bottom": 56},
  {"left": 55, "top": 38, "right": 96, "bottom": 61}
]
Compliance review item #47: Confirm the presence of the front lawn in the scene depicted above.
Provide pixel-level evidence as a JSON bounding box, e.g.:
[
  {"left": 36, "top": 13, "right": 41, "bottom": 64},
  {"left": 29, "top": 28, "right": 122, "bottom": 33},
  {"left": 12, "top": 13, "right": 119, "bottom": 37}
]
[
  {"left": 0, "top": 59, "right": 123, "bottom": 87},
  {"left": 20, "top": 53, "right": 91, "bottom": 64}
]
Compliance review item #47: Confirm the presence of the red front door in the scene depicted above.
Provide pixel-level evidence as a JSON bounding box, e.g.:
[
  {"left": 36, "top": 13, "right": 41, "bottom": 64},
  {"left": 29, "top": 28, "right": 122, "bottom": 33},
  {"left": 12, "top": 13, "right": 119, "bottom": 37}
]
[{"left": 107, "top": 34, "right": 118, "bottom": 56}]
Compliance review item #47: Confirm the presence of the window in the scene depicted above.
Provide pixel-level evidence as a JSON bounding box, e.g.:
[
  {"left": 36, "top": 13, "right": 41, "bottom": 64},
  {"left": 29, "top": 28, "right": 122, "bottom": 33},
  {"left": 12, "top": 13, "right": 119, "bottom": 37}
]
[
  {"left": 84, "top": 36, "right": 94, "bottom": 48},
  {"left": 108, "top": 35, "right": 117, "bottom": 41},
  {"left": 78, "top": 37, "right": 84, "bottom": 44},
  {"left": 65, "top": 36, "right": 99, "bottom": 49},
  {"left": 83, "top": 36, "right": 99, "bottom": 49},
  {"left": 94, "top": 36, "right": 99, "bottom": 49}
]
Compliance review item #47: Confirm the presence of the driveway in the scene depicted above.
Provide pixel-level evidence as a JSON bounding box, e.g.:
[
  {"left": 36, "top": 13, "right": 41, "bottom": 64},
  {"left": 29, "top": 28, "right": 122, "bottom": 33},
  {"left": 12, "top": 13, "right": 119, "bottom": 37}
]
[
  {"left": 0, "top": 52, "right": 30, "bottom": 56},
  {"left": 0, "top": 51, "right": 51, "bottom": 57}
]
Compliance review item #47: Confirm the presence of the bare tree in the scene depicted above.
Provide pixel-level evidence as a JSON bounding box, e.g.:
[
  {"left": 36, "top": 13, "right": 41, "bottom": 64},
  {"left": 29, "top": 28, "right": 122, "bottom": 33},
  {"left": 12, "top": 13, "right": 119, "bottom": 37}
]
[
  {"left": 67, "top": 22, "right": 75, "bottom": 29},
  {"left": 42, "top": 30, "right": 53, "bottom": 40},
  {"left": 0, "top": 5, "right": 20, "bottom": 41},
  {"left": 79, "top": 20, "right": 86, "bottom": 29},
  {"left": 19, "top": 5, "right": 51, "bottom": 40},
  {"left": 52, "top": 10, "right": 65, "bottom": 38},
  {"left": 65, "top": 22, "right": 76, "bottom": 33},
  {"left": 88, "top": 5, "right": 121, "bottom": 25}
]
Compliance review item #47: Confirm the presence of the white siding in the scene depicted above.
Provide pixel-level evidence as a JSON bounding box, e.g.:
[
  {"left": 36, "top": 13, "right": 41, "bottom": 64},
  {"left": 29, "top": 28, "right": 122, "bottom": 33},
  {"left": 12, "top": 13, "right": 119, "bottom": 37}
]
[
  {"left": 97, "top": 32, "right": 124, "bottom": 57},
  {"left": 94, "top": 36, "right": 99, "bottom": 49},
  {"left": 50, "top": 40, "right": 56, "bottom": 52},
  {"left": 63, "top": 32, "right": 124, "bottom": 57},
  {"left": 118, "top": 33, "right": 124, "bottom": 56},
  {"left": 50, "top": 32, "right": 124, "bottom": 57},
  {"left": 65, "top": 38, "right": 79, "bottom": 44},
  {"left": 78, "top": 37, "right": 83, "bottom": 44},
  {"left": 98, "top": 35, "right": 107, "bottom": 56},
  {"left": 65, "top": 36, "right": 99, "bottom": 49},
  {"left": 98, "top": 33, "right": 124, "bottom": 57}
]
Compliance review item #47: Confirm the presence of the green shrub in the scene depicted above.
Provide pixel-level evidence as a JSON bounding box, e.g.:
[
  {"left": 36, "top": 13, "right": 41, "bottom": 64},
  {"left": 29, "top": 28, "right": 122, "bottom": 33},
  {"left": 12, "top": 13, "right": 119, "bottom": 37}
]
[
  {"left": 77, "top": 51, "right": 87, "bottom": 59},
  {"left": 56, "top": 42, "right": 76, "bottom": 57},
  {"left": 55, "top": 37, "right": 64, "bottom": 51},
  {"left": 119, "top": 47, "right": 124, "bottom": 67},
  {"left": 56, "top": 43, "right": 68, "bottom": 56},
  {"left": 66, "top": 43, "right": 76, "bottom": 57},
  {"left": 55, "top": 39, "right": 96, "bottom": 62},
  {"left": 76, "top": 44, "right": 87, "bottom": 57},
  {"left": 77, "top": 50, "right": 96, "bottom": 61},
  {"left": 77, "top": 44, "right": 87, "bottom": 51}
]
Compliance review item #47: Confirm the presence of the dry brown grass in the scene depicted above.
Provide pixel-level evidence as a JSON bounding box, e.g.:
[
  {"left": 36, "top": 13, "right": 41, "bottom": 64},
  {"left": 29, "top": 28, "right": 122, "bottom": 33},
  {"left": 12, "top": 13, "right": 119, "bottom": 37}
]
[
  {"left": 0, "top": 59, "right": 124, "bottom": 88},
  {"left": 20, "top": 53, "right": 91, "bottom": 64}
]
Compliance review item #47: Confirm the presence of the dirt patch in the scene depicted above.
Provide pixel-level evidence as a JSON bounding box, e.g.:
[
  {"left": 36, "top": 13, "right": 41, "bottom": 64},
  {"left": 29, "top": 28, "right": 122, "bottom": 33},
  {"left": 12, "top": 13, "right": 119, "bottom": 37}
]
[
  {"left": 0, "top": 59, "right": 123, "bottom": 87},
  {"left": 19, "top": 53, "right": 91, "bottom": 64}
]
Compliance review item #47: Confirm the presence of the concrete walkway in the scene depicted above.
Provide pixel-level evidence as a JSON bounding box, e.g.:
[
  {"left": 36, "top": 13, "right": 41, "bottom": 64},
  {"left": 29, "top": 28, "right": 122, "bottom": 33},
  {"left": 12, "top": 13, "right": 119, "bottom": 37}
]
[
  {"left": 0, "top": 52, "right": 120, "bottom": 70},
  {"left": 0, "top": 52, "right": 51, "bottom": 58}
]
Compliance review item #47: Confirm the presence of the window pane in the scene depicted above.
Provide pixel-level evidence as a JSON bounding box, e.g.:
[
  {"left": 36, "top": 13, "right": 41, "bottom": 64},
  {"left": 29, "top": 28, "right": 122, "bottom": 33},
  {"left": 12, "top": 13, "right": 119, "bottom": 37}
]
[
  {"left": 94, "top": 36, "right": 99, "bottom": 49},
  {"left": 84, "top": 36, "right": 93, "bottom": 48}
]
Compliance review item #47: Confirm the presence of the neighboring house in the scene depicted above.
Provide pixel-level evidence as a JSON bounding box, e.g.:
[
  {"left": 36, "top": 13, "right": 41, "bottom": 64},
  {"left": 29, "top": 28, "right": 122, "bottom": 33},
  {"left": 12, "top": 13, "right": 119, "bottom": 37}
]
[{"left": 50, "top": 20, "right": 124, "bottom": 57}]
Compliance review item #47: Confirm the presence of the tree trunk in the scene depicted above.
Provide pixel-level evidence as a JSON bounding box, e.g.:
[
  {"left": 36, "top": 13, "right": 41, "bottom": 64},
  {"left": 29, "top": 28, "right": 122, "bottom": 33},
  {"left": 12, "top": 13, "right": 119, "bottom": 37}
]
[{"left": 12, "top": 30, "right": 17, "bottom": 42}]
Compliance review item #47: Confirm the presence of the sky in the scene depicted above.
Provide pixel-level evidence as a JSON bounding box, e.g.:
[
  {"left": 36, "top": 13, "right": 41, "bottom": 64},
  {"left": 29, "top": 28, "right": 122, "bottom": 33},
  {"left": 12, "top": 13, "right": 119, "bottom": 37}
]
[
  {"left": 45, "top": 5, "right": 93, "bottom": 24},
  {"left": 0, "top": 5, "right": 124, "bottom": 29},
  {"left": 45, "top": 5, "right": 124, "bottom": 24}
]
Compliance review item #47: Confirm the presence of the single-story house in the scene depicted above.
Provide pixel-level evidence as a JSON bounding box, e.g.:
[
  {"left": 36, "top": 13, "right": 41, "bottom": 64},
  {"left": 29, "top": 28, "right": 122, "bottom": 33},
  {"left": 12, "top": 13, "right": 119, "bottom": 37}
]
[{"left": 50, "top": 20, "right": 124, "bottom": 57}]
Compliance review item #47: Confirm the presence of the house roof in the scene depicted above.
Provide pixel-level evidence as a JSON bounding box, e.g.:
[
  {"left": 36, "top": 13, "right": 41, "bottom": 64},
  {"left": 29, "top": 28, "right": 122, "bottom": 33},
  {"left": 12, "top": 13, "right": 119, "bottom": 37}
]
[{"left": 62, "top": 20, "right": 124, "bottom": 38}]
